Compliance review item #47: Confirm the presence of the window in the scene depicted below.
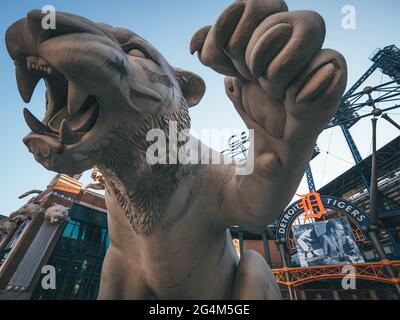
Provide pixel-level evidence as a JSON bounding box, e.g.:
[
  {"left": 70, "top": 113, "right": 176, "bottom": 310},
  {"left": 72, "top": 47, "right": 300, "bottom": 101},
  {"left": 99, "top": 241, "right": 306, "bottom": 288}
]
[
  {"left": 62, "top": 220, "right": 80, "bottom": 239},
  {"left": 31, "top": 217, "right": 109, "bottom": 300},
  {"left": 383, "top": 245, "right": 394, "bottom": 255},
  {"left": 0, "top": 219, "right": 31, "bottom": 268},
  {"left": 364, "top": 249, "right": 378, "bottom": 260},
  {"left": 291, "top": 253, "right": 300, "bottom": 267}
]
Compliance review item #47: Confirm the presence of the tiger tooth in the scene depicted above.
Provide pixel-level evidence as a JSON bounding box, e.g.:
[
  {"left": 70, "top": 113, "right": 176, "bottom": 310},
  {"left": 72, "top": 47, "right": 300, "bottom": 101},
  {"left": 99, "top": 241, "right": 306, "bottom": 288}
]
[
  {"left": 15, "top": 64, "right": 42, "bottom": 103},
  {"left": 23, "top": 108, "right": 52, "bottom": 134},
  {"left": 59, "top": 119, "right": 81, "bottom": 144},
  {"left": 46, "top": 66, "right": 55, "bottom": 75},
  {"left": 67, "top": 82, "right": 88, "bottom": 115}
]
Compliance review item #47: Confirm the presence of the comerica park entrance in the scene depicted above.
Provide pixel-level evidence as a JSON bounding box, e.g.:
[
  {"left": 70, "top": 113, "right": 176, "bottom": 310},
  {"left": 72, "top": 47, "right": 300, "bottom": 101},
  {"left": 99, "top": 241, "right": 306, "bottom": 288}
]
[{"left": 273, "top": 192, "right": 400, "bottom": 300}]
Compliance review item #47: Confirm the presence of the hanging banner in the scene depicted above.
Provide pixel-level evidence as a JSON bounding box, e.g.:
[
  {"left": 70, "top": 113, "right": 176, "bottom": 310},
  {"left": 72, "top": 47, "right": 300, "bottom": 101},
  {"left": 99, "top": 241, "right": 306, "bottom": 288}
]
[
  {"left": 276, "top": 195, "right": 371, "bottom": 243},
  {"left": 292, "top": 218, "right": 365, "bottom": 267}
]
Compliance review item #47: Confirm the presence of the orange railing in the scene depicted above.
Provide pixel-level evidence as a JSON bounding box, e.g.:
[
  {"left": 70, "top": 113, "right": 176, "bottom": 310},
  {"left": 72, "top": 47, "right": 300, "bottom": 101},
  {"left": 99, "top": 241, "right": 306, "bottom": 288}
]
[{"left": 272, "top": 260, "right": 400, "bottom": 287}]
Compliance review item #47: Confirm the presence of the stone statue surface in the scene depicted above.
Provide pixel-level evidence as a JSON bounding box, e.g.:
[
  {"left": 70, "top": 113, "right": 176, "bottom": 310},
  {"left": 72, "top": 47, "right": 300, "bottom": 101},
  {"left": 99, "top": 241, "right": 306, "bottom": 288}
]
[
  {"left": 5, "top": 0, "right": 347, "bottom": 299},
  {"left": 44, "top": 204, "right": 70, "bottom": 224},
  {"left": 0, "top": 202, "right": 44, "bottom": 235}
]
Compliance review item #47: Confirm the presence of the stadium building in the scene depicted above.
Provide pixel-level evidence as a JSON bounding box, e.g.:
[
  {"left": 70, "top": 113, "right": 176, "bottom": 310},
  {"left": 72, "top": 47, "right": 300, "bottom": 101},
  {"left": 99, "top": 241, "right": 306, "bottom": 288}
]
[{"left": 0, "top": 175, "right": 108, "bottom": 300}]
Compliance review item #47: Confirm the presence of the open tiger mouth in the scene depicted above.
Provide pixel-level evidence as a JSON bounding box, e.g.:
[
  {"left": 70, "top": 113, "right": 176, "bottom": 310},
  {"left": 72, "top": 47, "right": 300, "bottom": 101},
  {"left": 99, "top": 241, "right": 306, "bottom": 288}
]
[{"left": 18, "top": 55, "right": 100, "bottom": 146}]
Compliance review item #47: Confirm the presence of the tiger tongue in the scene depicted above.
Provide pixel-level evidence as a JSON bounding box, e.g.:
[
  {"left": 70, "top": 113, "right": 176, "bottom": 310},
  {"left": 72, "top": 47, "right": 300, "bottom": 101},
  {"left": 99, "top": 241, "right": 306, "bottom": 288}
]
[
  {"left": 47, "top": 106, "right": 69, "bottom": 132},
  {"left": 47, "top": 101, "right": 98, "bottom": 133}
]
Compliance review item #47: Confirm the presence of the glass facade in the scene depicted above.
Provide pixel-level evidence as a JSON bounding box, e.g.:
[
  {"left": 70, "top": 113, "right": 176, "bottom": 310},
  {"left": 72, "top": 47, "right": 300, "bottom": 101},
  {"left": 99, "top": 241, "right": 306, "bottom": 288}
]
[
  {"left": 31, "top": 204, "right": 109, "bottom": 300},
  {"left": 0, "top": 219, "right": 31, "bottom": 271}
]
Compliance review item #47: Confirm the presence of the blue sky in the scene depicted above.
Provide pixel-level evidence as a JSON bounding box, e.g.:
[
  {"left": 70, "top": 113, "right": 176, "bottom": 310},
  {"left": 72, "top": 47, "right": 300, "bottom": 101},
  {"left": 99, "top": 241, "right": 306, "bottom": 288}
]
[{"left": 0, "top": 0, "right": 399, "bottom": 215}]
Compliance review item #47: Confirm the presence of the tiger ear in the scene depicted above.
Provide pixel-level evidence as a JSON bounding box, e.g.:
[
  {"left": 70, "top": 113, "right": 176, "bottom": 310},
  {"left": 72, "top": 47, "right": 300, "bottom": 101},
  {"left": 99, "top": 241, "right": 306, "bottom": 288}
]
[{"left": 174, "top": 68, "right": 205, "bottom": 107}]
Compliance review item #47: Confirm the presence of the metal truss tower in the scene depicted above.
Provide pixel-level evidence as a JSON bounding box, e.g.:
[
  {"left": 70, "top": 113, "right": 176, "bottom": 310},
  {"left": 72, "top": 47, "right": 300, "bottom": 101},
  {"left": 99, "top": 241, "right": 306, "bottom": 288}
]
[
  {"left": 305, "top": 45, "right": 400, "bottom": 192},
  {"left": 330, "top": 45, "right": 400, "bottom": 165},
  {"left": 305, "top": 147, "right": 321, "bottom": 192}
]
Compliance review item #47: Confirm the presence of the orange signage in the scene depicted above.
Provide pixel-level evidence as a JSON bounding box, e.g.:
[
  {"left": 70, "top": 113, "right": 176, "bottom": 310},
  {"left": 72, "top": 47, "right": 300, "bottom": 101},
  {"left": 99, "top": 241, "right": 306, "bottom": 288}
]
[{"left": 297, "top": 191, "right": 327, "bottom": 223}]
